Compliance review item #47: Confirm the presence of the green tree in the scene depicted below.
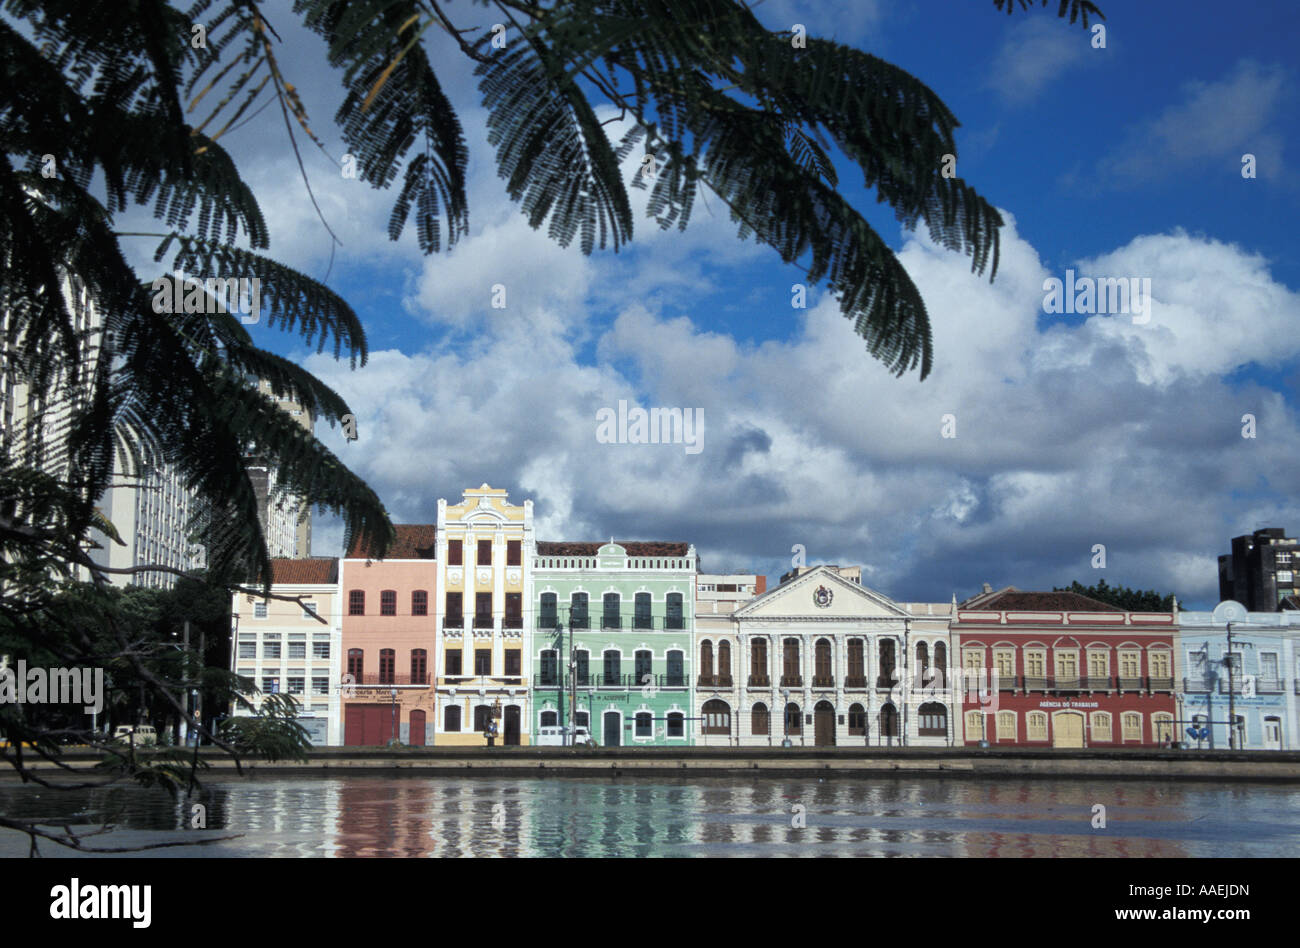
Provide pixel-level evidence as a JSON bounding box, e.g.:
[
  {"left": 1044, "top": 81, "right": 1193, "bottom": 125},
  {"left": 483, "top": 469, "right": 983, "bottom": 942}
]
[{"left": 1054, "top": 579, "right": 1176, "bottom": 612}]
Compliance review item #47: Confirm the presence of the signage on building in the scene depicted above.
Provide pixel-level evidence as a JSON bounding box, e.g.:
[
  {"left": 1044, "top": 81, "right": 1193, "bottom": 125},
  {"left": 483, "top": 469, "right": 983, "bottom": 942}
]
[{"left": 1037, "top": 700, "right": 1099, "bottom": 709}]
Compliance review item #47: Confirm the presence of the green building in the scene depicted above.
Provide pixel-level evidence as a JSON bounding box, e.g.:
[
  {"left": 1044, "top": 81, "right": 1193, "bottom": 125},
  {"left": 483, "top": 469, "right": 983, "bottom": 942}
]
[{"left": 531, "top": 541, "right": 696, "bottom": 746}]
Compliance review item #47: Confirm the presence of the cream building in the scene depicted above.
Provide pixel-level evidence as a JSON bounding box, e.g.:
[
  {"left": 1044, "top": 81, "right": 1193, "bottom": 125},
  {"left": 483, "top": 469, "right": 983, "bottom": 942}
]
[{"left": 695, "top": 565, "right": 956, "bottom": 746}]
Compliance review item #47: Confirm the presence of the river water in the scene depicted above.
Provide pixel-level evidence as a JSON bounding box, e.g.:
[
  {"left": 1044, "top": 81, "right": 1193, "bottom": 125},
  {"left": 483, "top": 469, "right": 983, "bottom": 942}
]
[{"left": 1, "top": 775, "right": 1298, "bottom": 857}]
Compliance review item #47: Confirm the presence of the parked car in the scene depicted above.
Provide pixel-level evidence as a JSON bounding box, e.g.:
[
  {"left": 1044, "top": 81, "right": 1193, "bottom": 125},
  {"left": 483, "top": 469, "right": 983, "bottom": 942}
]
[
  {"left": 112, "top": 725, "right": 157, "bottom": 746},
  {"left": 535, "top": 725, "right": 595, "bottom": 747}
]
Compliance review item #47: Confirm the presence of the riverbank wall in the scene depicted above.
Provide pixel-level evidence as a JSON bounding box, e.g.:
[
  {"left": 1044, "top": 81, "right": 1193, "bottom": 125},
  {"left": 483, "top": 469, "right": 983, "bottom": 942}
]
[{"left": 9, "top": 746, "right": 1300, "bottom": 781}]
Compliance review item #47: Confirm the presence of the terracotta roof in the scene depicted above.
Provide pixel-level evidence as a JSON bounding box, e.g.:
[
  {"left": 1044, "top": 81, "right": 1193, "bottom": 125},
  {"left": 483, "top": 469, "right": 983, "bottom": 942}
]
[
  {"left": 346, "top": 524, "right": 437, "bottom": 560},
  {"left": 961, "top": 587, "right": 1122, "bottom": 612},
  {"left": 538, "top": 541, "right": 690, "bottom": 556},
  {"left": 269, "top": 558, "right": 338, "bottom": 585}
]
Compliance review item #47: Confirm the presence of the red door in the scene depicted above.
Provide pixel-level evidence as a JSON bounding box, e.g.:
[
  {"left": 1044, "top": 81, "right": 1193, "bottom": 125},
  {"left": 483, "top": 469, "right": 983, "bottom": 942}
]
[
  {"left": 346, "top": 705, "right": 395, "bottom": 745},
  {"left": 410, "top": 710, "right": 426, "bottom": 746}
]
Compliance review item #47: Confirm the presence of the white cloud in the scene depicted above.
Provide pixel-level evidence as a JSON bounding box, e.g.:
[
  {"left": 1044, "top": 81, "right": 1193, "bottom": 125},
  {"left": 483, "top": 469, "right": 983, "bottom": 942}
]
[{"left": 986, "top": 16, "right": 1090, "bottom": 104}]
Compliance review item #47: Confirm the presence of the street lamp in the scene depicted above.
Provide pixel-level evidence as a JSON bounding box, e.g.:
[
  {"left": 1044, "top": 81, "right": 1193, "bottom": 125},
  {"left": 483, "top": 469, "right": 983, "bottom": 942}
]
[{"left": 781, "top": 688, "right": 792, "bottom": 747}]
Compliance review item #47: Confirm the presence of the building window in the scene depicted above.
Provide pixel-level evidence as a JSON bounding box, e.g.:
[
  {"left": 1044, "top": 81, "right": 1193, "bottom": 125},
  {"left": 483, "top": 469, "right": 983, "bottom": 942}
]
[
  {"left": 702, "top": 699, "right": 730, "bottom": 734},
  {"left": 507, "top": 540, "right": 521, "bottom": 566},
  {"left": 1152, "top": 713, "right": 1174, "bottom": 744},
  {"left": 1121, "top": 712, "right": 1142, "bottom": 742},
  {"left": 301, "top": 601, "right": 318, "bottom": 620},
  {"left": 879, "top": 702, "right": 899, "bottom": 737},
  {"left": 996, "top": 711, "right": 1016, "bottom": 740},
  {"left": 879, "top": 640, "right": 897, "bottom": 685},
  {"left": 475, "top": 592, "right": 492, "bottom": 627},
  {"left": 1054, "top": 649, "right": 1078, "bottom": 682},
  {"left": 602, "top": 593, "right": 621, "bottom": 629},
  {"left": 477, "top": 539, "right": 492, "bottom": 565},
  {"left": 1149, "top": 650, "right": 1171, "bottom": 679},
  {"left": 634, "top": 593, "right": 652, "bottom": 629},
  {"left": 505, "top": 592, "right": 522, "bottom": 627},
  {"left": 753, "top": 702, "right": 769, "bottom": 735},
  {"left": 603, "top": 649, "right": 620, "bottom": 683},
  {"left": 448, "top": 539, "right": 462, "bottom": 565},
  {"left": 289, "top": 640, "right": 306, "bottom": 659},
  {"left": 347, "top": 648, "right": 363, "bottom": 680},
  {"left": 665, "top": 650, "right": 683, "bottom": 687},
  {"left": 445, "top": 592, "right": 463, "bottom": 625},
  {"left": 1024, "top": 649, "right": 1046, "bottom": 678},
  {"left": 348, "top": 590, "right": 365, "bottom": 616},
  {"left": 379, "top": 649, "right": 395, "bottom": 684},
  {"left": 918, "top": 702, "right": 946, "bottom": 736},
  {"left": 1027, "top": 712, "right": 1048, "bottom": 741},
  {"left": 254, "top": 601, "right": 268, "bottom": 619},
  {"left": 784, "top": 702, "right": 801, "bottom": 735},
  {"left": 699, "top": 641, "right": 714, "bottom": 679},
  {"left": 445, "top": 650, "right": 462, "bottom": 676},
  {"left": 313, "top": 641, "right": 330, "bottom": 659},
  {"left": 1087, "top": 650, "right": 1108, "bottom": 681},
  {"left": 262, "top": 676, "right": 280, "bottom": 694},
  {"left": 753, "top": 639, "right": 769, "bottom": 681},
  {"left": 263, "top": 640, "right": 281, "bottom": 659},
  {"left": 412, "top": 590, "right": 428, "bottom": 616},
  {"left": 576, "top": 650, "right": 590, "bottom": 686},
  {"left": 411, "top": 649, "right": 427, "bottom": 684},
  {"left": 312, "top": 677, "right": 329, "bottom": 696},
  {"left": 993, "top": 648, "right": 1015, "bottom": 680},
  {"left": 1119, "top": 650, "right": 1141, "bottom": 679},
  {"left": 1090, "top": 712, "right": 1111, "bottom": 742},
  {"left": 287, "top": 677, "right": 305, "bottom": 695},
  {"left": 934, "top": 642, "right": 947, "bottom": 686},
  {"left": 541, "top": 710, "right": 557, "bottom": 728},
  {"left": 718, "top": 641, "right": 731, "bottom": 680},
  {"left": 916, "top": 641, "right": 930, "bottom": 683},
  {"left": 666, "top": 593, "right": 684, "bottom": 629},
  {"left": 666, "top": 712, "right": 684, "bottom": 737},
  {"left": 570, "top": 592, "right": 589, "bottom": 628},
  {"left": 848, "top": 703, "right": 867, "bottom": 736},
  {"left": 815, "top": 638, "right": 832, "bottom": 683},
  {"left": 473, "top": 706, "right": 492, "bottom": 733},
  {"left": 505, "top": 650, "right": 521, "bottom": 676},
  {"left": 444, "top": 705, "right": 461, "bottom": 732},
  {"left": 574, "top": 711, "right": 590, "bottom": 731},
  {"left": 845, "top": 638, "right": 864, "bottom": 684},
  {"left": 635, "top": 650, "right": 652, "bottom": 684},
  {"left": 965, "top": 711, "right": 984, "bottom": 742},
  {"left": 636, "top": 712, "right": 653, "bottom": 738},
  {"left": 540, "top": 650, "right": 558, "bottom": 686},
  {"left": 239, "top": 641, "right": 256, "bottom": 659},
  {"left": 474, "top": 649, "right": 491, "bottom": 676},
  {"left": 540, "top": 592, "right": 558, "bottom": 627},
  {"left": 782, "top": 638, "right": 800, "bottom": 684}
]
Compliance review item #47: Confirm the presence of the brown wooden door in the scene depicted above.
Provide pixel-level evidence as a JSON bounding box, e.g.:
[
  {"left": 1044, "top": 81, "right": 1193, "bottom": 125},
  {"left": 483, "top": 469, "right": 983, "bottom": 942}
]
[
  {"left": 814, "top": 701, "right": 836, "bottom": 746},
  {"left": 409, "top": 709, "right": 426, "bottom": 746},
  {"left": 504, "top": 706, "right": 520, "bottom": 745},
  {"left": 347, "top": 704, "right": 393, "bottom": 746}
]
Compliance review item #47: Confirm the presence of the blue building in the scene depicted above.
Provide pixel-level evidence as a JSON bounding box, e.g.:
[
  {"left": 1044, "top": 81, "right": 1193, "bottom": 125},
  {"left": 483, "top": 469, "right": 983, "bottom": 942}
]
[{"left": 1176, "top": 603, "right": 1300, "bottom": 750}]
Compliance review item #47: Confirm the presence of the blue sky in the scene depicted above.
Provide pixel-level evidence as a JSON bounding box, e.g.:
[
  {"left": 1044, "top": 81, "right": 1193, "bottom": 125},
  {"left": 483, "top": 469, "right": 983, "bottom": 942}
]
[{"left": 118, "top": 0, "right": 1300, "bottom": 608}]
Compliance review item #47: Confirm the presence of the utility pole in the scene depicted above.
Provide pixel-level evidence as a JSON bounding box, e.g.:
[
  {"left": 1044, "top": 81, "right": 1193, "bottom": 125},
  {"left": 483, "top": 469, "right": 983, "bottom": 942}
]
[{"left": 1226, "top": 622, "right": 1235, "bottom": 750}]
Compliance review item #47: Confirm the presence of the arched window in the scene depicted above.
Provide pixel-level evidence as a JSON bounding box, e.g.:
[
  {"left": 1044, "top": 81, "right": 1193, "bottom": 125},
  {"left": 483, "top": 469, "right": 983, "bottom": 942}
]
[
  {"left": 699, "top": 640, "right": 714, "bottom": 681},
  {"left": 634, "top": 592, "right": 652, "bottom": 628},
  {"left": 847, "top": 639, "right": 865, "bottom": 687},
  {"left": 934, "top": 642, "right": 948, "bottom": 686},
  {"left": 702, "top": 699, "right": 731, "bottom": 734},
  {"left": 412, "top": 590, "right": 428, "bottom": 616},
  {"left": 879, "top": 702, "right": 899, "bottom": 737},
  {"left": 635, "top": 649, "right": 653, "bottom": 685},
  {"left": 1090, "top": 711, "right": 1111, "bottom": 742},
  {"left": 444, "top": 705, "right": 461, "bottom": 732},
  {"left": 1121, "top": 712, "right": 1142, "bottom": 742},
  {"left": 602, "top": 592, "right": 621, "bottom": 629},
  {"left": 666, "top": 712, "right": 684, "bottom": 737},
  {"left": 848, "top": 703, "right": 867, "bottom": 735},
  {"left": 784, "top": 702, "right": 801, "bottom": 735},
  {"left": 570, "top": 592, "right": 589, "bottom": 628},
  {"left": 752, "top": 703, "right": 769, "bottom": 735},
  {"left": 878, "top": 640, "right": 896, "bottom": 687},
  {"left": 782, "top": 638, "right": 801, "bottom": 686},
  {"left": 575, "top": 649, "right": 589, "bottom": 685},
  {"left": 814, "top": 638, "right": 833, "bottom": 685},
  {"left": 603, "top": 649, "right": 621, "bottom": 684},
  {"left": 666, "top": 593, "right": 684, "bottom": 629},
  {"left": 965, "top": 710, "right": 984, "bottom": 742},
  {"left": 380, "top": 590, "right": 397, "bottom": 616},
  {"left": 996, "top": 710, "right": 1016, "bottom": 741},
  {"left": 665, "top": 650, "right": 683, "bottom": 687},
  {"left": 751, "top": 639, "right": 769, "bottom": 685},
  {"left": 1027, "top": 711, "right": 1049, "bottom": 741},
  {"left": 348, "top": 590, "right": 365, "bottom": 616},
  {"left": 917, "top": 642, "right": 931, "bottom": 683},
  {"left": 347, "top": 648, "right": 364, "bottom": 680},
  {"left": 410, "top": 649, "right": 427, "bottom": 684},
  {"left": 379, "top": 648, "right": 395, "bottom": 684},
  {"left": 717, "top": 641, "right": 731, "bottom": 682},
  {"left": 540, "top": 709, "right": 557, "bottom": 728},
  {"left": 540, "top": 592, "right": 558, "bottom": 627},
  {"left": 1152, "top": 712, "right": 1175, "bottom": 744},
  {"left": 918, "top": 702, "right": 946, "bottom": 736},
  {"left": 539, "top": 649, "right": 558, "bottom": 686},
  {"left": 635, "top": 712, "right": 653, "bottom": 737}
]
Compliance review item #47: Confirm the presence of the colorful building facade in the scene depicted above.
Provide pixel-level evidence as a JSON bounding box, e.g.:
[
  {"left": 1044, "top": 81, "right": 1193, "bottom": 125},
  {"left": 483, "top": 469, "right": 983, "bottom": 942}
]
[
  {"left": 433, "top": 485, "right": 533, "bottom": 745},
  {"left": 340, "top": 525, "right": 438, "bottom": 745},
  {"left": 531, "top": 541, "right": 697, "bottom": 745},
  {"left": 1176, "top": 603, "right": 1300, "bottom": 750},
  {"left": 953, "top": 587, "right": 1177, "bottom": 747}
]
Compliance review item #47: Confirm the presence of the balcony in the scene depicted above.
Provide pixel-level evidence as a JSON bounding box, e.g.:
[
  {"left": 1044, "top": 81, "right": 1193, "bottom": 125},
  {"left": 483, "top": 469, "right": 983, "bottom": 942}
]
[
  {"left": 780, "top": 675, "right": 803, "bottom": 688},
  {"left": 811, "top": 675, "right": 835, "bottom": 688},
  {"left": 998, "top": 675, "right": 1019, "bottom": 691},
  {"left": 1116, "top": 677, "right": 1144, "bottom": 692},
  {"left": 665, "top": 616, "right": 685, "bottom": 630},
  {"left": 537, "top": 616, "right": 560, "bottom": 631},
  {"left": 601, "top": 616, "right": 623, "bottom": 630},
  {"left": 1081, "top": 676, "right": 1113, "bottom": 691},
  {"left": 1050, "top": 677, "right": 1083, "bottom": 692},
  {"left": 472, "top": 615, "right": 494, "bottom": 629},
  {"left": 1183, "top": 677, "right": 1212, "bottom": 693},
  {"left": 351, "top": 673, "right": 429, "bottom": 686},
  {"left": 875, "top": 674, "right": 898, "bottom": 689},
  {"left": 1149, "top": 677, "right": 1175, "bottom": 693},
  {"left": 844, "top": 676, "right": 867, "bottom": 690},
  {"left": 503, "top": 616, "right": 523, "bottom": 630},
  {"left": 1257, "top": 678, "right": 1284, "bottom": 694},
  {"left": 697, "top": 674, "right": 734, "bottom": 688},
  {"left": 1023, "top": 676, "right": 1048, "bottom": 692},
  {"left": 748, "top": 674, "right": 771, "bottom": 687},
  {"left": 443, "top": 616, "right": 464, "bottom": 629}
]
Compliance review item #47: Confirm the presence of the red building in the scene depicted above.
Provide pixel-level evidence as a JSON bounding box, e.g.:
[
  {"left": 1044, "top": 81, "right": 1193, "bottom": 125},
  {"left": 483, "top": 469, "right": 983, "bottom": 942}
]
[{"left": 953, "top": 587, "right": 1176, "bottom": 747}]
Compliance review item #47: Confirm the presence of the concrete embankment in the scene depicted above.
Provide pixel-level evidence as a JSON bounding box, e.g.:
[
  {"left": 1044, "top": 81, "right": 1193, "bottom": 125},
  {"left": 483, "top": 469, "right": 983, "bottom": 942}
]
[{"left": 11, "top": 746, "right": 1300, "bottom": 781}]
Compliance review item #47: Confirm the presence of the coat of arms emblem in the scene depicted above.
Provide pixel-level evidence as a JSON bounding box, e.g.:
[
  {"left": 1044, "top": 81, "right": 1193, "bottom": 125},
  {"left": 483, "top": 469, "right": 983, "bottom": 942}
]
[{"left": 813, "top": 585, "right": 833, "bottom": 608}]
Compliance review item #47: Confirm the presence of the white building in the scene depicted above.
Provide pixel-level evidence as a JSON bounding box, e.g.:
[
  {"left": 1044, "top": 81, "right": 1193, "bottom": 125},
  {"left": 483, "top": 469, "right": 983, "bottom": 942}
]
[
  {"left": 231, "top": 558, "right": 342, "bottom": 745},
  {"left": 694, "top": 564, "right": 956, "bottom": 746}
]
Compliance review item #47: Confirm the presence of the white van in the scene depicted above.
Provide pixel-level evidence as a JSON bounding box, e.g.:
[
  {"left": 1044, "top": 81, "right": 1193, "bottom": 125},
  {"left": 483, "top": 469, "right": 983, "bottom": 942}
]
[
  {"left": 535, "top": 725, "right": 594, "bottom": 746},
  {"left": 112, "top": 725, "right": 157, "bottom": 746}
]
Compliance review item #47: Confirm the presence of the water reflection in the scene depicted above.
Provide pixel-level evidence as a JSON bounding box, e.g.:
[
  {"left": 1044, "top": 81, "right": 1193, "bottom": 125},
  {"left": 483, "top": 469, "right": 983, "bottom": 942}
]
[{"left": 0, "top": 775, "right": 1297, "bottom": 857}]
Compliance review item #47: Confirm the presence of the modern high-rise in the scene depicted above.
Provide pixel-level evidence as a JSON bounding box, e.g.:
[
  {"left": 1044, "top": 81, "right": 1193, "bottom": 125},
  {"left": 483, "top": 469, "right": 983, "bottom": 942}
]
[
  {"left": 247, "top": 377, "right": 314, "bottom": 558},
  {"left": 1219, "top": 527, "right": 1300, "bottom": 612}
]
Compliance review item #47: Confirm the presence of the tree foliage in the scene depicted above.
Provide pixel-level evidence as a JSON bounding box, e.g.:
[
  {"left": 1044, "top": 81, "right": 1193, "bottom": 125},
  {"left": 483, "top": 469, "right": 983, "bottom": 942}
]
[{"left": 1054, "top": 579, "right": 1176, "bottom": 612}]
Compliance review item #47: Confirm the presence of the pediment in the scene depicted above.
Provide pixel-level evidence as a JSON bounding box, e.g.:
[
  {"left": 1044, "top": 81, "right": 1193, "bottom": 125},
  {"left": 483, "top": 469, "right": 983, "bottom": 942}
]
[{"left": 735, "top": 567, "right": 909, "bottom": 621}]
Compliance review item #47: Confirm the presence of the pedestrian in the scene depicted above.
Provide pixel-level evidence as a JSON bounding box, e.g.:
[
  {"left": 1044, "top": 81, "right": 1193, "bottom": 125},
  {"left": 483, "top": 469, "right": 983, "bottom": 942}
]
[{"left": 486, "top": 720, "right": 495, "bottom": 747}]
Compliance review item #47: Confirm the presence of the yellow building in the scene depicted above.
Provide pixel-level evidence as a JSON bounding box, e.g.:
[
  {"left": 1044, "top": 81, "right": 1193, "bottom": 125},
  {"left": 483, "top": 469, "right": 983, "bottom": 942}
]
[{"left": 434, "top": 485, "right": 533, "bottom": 745}]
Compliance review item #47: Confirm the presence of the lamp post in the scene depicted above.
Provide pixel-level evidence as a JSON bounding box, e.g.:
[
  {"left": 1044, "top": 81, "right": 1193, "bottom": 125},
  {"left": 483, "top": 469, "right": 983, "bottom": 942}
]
[
  {"left": 781, "top": 688, "right": 792, "bottom": 747},
  {"left": 1211, "top": 600, "right": 1248, "bottom": 750},
  {"left": 390, "top": 687, "right": 397, "bottom": 745}
]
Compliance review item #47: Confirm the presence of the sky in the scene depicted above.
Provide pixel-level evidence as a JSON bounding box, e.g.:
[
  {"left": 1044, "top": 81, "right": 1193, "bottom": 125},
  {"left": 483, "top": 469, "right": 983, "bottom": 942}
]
[{"left": 116, "top": 0, "right": 1300, "bottom": 608}]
